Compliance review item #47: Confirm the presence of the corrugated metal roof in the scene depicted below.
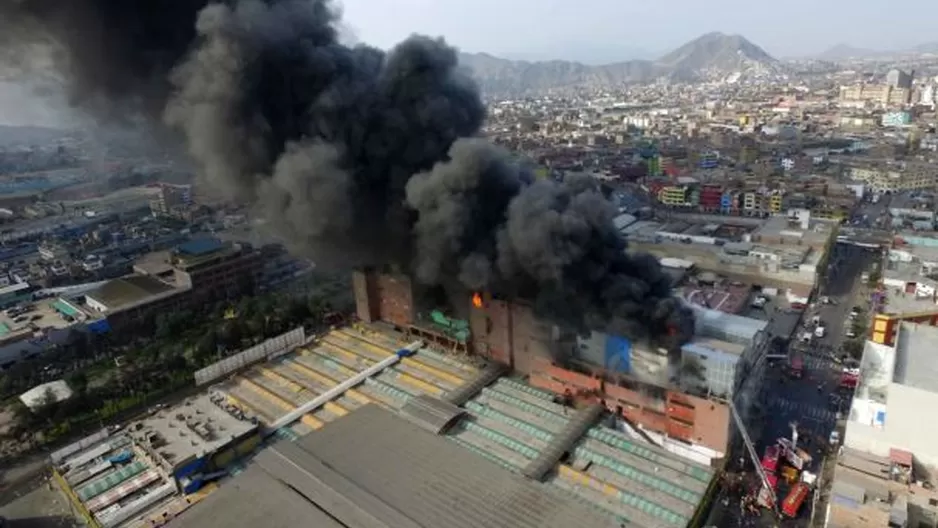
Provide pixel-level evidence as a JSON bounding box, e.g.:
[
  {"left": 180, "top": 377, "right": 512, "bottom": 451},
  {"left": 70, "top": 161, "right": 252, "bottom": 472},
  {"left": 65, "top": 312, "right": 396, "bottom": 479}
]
[
  {"left": 443, "top": 362, "right": 508, "bottom": 406},
  {"left": 271, "top": 404, "right": 621, "bottom": 528},
  {"left": 167, "top": 463, "right": 347, "bottom": 528},
  {"left": 399, "top": 395, "right": 466, "bottom": 434},
  {"left": 688, "top": 303, "right": 767, "bottom": 344}
]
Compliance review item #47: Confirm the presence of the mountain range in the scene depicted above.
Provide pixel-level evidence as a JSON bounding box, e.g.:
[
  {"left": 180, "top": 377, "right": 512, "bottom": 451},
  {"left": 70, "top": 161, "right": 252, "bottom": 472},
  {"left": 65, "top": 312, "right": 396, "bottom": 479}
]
[
  {"left": 813, "top": 42, "right": 938, "bottom": 60},
  {"left": 458, "top": 32, "right": 780, "bottom": 96}
]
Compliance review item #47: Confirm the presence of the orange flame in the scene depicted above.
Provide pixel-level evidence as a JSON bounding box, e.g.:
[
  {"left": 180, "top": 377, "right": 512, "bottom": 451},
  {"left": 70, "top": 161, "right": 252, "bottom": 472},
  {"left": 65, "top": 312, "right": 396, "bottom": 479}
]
[{"left": 472, "top": 292, "right": 483, "bottom": 309}]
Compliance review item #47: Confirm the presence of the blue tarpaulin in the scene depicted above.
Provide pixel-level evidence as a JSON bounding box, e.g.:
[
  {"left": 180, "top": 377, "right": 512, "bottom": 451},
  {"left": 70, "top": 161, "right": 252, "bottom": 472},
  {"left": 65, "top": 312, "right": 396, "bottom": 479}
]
[
  {"left": 87, "top": 319, "right": 111, "bottom": 334},
  {"left": 604, "top": 335, "right": 631, "bottom": 373}
]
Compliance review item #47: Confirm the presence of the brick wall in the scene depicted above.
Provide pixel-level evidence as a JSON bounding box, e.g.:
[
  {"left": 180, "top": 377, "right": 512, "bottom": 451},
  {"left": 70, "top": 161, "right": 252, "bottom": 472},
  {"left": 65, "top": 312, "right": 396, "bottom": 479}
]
[
  {"left": 529, "top": 360, "right": 731, "bottom": 454},
  {"left": 469, "top": 293, "right": 513, "bottom": 366},
  {"left": 468, "top": 294, "right": 554, "bottom": 374},
  {"left": 351, "top": 271, "right": 414, "bottom": 327},
  {"left": 375, "top": 274, "right": 414, "bottom": 327}
]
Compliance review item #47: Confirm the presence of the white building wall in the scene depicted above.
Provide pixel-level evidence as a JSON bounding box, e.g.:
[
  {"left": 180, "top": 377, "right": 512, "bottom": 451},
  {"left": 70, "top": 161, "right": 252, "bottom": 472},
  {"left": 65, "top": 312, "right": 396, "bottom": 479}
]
[{"left": 845, "top": 383, "right": 938, "bottom": 467}]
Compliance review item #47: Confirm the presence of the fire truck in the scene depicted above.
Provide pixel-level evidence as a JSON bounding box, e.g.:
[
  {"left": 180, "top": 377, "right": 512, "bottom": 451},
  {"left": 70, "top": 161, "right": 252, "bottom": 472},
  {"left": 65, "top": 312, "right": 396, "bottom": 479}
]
[
  {"left": 788, "top": 353, "right": 804, "bottom": 379},
  {"left": 781, "top": 482, "right": 811, "bottom": 518},
  {"left": 840, "top": 367, "right": 860, "bottom": 389}
]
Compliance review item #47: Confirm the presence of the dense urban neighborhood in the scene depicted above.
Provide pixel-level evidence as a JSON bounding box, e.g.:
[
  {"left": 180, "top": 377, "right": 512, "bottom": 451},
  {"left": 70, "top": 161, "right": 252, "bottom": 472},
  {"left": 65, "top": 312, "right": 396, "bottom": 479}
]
[{"left": 4, "top": 11, "right": 938, "bottom": 528}]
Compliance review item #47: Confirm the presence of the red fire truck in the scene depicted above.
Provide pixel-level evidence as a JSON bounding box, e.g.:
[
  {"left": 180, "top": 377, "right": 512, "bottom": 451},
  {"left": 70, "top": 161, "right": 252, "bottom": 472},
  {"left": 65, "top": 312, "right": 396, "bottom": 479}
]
[
  {"left": 761, "top": 445, "right": 780, "bottom": 473},
  {"left": 781, "top": 482, "right": 811, "bottom": 517},
  {"left": 840, "top": 367, "right": 860, "bottom": 389},
  {"left": 788, "top": 353, "right": 804, "bottom": 379}
]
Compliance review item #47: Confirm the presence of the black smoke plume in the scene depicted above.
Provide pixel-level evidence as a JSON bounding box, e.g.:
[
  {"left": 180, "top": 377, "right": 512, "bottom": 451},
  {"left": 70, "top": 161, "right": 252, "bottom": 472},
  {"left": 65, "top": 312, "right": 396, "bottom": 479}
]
[{"left": 0, "top": 0, "right": 694, "bottom": 346}]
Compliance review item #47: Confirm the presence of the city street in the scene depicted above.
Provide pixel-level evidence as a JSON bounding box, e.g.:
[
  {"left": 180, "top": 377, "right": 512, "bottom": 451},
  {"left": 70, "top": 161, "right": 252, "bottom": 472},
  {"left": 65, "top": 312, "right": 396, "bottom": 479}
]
[{"left": 710, "top": 241, "right": 879, "bottom": 527}]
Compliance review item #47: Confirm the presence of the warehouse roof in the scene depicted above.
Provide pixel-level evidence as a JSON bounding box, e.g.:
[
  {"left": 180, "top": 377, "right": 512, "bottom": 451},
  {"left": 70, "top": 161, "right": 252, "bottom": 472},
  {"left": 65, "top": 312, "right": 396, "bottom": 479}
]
[
  {"left": 172, "top": 404, "right": 620, "bottom": 528},
  {"left": 85, "top": 275, "right": 178, "bottom": 311},
  {"left": 167, "top": 463, "right": 346, "bottom": 528}
]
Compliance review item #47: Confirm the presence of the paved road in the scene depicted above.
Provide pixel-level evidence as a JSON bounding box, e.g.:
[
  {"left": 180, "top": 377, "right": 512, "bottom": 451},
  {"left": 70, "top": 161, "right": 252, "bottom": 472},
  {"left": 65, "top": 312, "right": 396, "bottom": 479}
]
[{"left": 710, "top": 242, "right": 878, "bottom": 527}]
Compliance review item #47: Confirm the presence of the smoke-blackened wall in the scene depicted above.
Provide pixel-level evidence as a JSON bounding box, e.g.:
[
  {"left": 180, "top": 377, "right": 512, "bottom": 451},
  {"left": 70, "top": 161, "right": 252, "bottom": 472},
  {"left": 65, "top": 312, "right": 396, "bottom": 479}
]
[{"left": 0, "top": 0, "right": 693, "bottom": 347}]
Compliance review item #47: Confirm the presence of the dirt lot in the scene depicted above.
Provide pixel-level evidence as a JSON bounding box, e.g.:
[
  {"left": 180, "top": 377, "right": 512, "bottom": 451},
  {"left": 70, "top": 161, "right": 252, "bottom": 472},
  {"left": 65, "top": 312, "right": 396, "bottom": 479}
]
[{"left": 0, "top": 471, "right": 79, "bottom": 528}]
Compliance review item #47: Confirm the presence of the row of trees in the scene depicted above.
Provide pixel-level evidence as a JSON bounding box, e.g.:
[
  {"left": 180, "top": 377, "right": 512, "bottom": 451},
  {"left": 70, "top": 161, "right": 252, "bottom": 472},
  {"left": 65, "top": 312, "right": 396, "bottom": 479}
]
[{"left": 1, "top": 273, "right": 352, "bottom": 452}]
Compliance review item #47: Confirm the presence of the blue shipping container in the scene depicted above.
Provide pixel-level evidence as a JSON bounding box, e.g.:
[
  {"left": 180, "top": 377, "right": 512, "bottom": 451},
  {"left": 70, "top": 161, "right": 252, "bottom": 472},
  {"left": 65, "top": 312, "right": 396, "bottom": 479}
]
[{"left": 604, "top": 335, "right": 632, "bottom": 373}]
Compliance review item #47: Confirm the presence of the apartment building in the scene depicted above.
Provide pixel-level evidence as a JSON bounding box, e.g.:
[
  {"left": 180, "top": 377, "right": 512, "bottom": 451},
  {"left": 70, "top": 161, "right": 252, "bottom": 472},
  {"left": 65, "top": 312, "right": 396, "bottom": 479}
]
[
  {"left": 840, "top": 84, "right": 911, "bottom": 106},
  {"left": 149, "top": 183, "right": 193, "bottom": 218},
  {"left": 850, "top": 164, "right": 938, "bottom": 194}
]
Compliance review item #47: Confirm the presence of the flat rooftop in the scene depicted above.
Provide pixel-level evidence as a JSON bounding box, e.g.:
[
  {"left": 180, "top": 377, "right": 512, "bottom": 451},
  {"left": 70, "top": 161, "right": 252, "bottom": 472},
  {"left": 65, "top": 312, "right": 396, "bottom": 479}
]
[
  {"left": 875, "top": 282, "right": 938, "bottom": 316},
  {"left": 752, "top": 215, "right": 834, "bottom": 247},
  {"left": 892, "top": 322, "right": 938, "bottom": 393},
  {"left": 680, "top": 282, "right": 750, "bottom": 314},
  {"left": 132, "top": 250, "right": 174, "bottom": 276},
  {"left": 85, "top": 275, "right": 179, "bottom": 312},
  {"left": 126, "top": 392, "right": 259, "bottom": 470},
  {"left": 829, "top": 447, "right": 938, "bottom": 528},
  {"left": 0, "top": 297, "right": 84, "bottom": 341}
]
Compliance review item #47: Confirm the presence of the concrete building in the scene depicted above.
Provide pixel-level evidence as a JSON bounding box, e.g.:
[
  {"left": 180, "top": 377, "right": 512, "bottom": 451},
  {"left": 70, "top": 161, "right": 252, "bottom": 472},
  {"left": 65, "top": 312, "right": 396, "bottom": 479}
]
[
  {"left": 149, "top": 184, "right": 193, "bottom": 218},
  {"left": 0, "top": 296, "right": 90, "bottom": 370},
  {"left": 886, "top": 68, "right": 913, "bottom": 90},
  {"left": 50, "top": 393, "right": 260, "bottom": 528},
  {"left": 625, "top": 214, "right": 834, "bottom": 299},
  {"left": 846, "top": 323, "right": 938, "bottom": 467},
  {"left": 80, "top": 238, "right": 265, "bottom": 333},
  {"left": 850, "top": 164, "right": 938, "bottom": 194},
  {"left": 831, "top": 321, "right": 938, "bottom": 527},
  {"left": 825, "top": 447, "right": 937, "bottom": 528},
  {"left": 869, "top": 241, "right": 938, "bottom": 346},
  {"left": 881, "top": 111, "right": 912, "bottom": 127}
]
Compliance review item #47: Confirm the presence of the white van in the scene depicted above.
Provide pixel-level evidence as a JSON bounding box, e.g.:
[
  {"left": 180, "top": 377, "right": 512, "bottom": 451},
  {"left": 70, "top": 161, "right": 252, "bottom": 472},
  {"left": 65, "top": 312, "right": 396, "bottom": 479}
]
[{"left": 815, "top": 326, "right": 827, "bottom": 338}]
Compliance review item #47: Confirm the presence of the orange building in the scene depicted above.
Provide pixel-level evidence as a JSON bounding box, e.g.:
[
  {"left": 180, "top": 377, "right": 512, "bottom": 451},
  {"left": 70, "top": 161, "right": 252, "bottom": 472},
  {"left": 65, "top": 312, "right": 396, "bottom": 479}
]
[{"left": 871, "top": 311, "right": 938, "bottom": 346}]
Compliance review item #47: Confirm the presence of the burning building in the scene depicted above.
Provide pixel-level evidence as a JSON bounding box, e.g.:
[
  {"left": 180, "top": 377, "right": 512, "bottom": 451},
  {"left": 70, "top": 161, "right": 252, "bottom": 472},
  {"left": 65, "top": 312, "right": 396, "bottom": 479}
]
[
  {"left": 353, "top": 268, "right": 744, "bottom": 459},
  {"left": 1, "top": 0, "right": 746, "bottom": 459}
]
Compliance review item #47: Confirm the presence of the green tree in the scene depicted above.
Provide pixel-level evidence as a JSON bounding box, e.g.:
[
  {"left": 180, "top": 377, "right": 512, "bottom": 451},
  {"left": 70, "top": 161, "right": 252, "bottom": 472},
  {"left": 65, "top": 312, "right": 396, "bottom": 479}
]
[
  {"left": 843, "top": 340, "right": 864, "bottom": 360},
  {"left": 66, "top": 371, "right": 89, "bottom": 394}
]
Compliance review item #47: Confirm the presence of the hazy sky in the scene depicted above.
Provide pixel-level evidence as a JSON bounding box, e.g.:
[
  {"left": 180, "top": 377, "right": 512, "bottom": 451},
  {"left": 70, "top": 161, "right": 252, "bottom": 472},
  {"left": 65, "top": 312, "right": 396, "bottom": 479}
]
[
  {"left": 340, "top": 0, "right": 938, "bottom": 62},
  {"left": 3, "top": 0, "right": 936, "bottom": 127}
]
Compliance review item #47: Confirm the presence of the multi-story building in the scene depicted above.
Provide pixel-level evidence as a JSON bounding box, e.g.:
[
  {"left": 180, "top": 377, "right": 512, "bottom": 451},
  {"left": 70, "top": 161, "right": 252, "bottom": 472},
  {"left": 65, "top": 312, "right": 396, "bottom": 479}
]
[
  {"left": 840, "top": 83, "right": 911, "bottom": 106},
  {"left": 769, "top": 191, "right": 783, "bottom": 214},
  {"left": 352, "top": 269, "right": 771, "bottom": 464},
  {"left": 882, "top": 111, "right": 912, "bottom": 127},
  {"left": 149, "top": 183, "right": 193, "bottom": 218},
  {"left": 886, "top": 68, "right": 913, "bottom": 90},
  {"left": 699, "top": 185, "right": 723, "bottom": 212},
  {"left": 170, "top": 238, "right": 264, "bottom": 303},
  {"left": 850, "top": 164, "right": 938, "bottom": 194},
  {"left": 255, "top": 243, "right": 313, "bottom": 292},
  {"left": 658, "top": 185, "right": 689, "bottom": 207},
  {"left": 847, "top": 323, "right": 938, "bottom": 467},
  {"left": 81, "top": 238, "right": 265, "bottom": 333},
  {"left": 720, "top": 190, "right": 738, "bottom": 214},
  {"left": 868, "top": 238, "right": 938, "bottom": 345}
]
